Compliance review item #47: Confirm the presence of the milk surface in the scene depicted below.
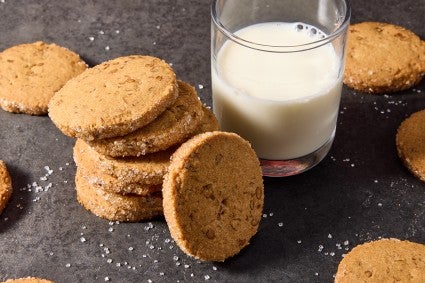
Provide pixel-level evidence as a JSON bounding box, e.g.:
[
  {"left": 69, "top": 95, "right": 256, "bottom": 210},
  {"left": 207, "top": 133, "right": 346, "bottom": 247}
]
[{"left": 212, "top": 22, "right": 342, "bottom": 160}]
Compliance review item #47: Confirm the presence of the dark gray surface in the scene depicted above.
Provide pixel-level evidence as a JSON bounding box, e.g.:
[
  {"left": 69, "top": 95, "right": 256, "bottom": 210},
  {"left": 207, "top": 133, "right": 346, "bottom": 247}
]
[{"left": 0, "top": 0, "right": 424, "bottom": 282}]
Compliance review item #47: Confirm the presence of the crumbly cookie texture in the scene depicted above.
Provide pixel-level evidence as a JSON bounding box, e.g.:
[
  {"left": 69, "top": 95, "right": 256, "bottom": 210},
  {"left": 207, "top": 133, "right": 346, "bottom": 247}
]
[
  {"left": 48, "top": 55, "right": 178, "bottom": 140},
  {"left": 0, "top": 41, "right": 87, "bottom": 115},
  {"left": 2, "top": 277, "right": 54, "bottom": 283},
  {"left": 335, "top": 238, "right": 425, "bottom": 283},
  {"left": 75, "top": 170, "right": 163, "bottom": 222},
  {"left": 344, "top": 22, "right": 425, "bottom": 94},
  {"left": 74, "top": 139, "right": 170, "bottom": 188},
  {"left": 0, "top": 160, "right": 12, "bottom": 215},
  {"left": 87, "top": 80, "right": 204, "bottom": 157},
  {"left": 396, "top": 109, "right": 425, "bottom": 181},
  {"left": 163, "top": 131, "right": 264, "bottom": 261}
]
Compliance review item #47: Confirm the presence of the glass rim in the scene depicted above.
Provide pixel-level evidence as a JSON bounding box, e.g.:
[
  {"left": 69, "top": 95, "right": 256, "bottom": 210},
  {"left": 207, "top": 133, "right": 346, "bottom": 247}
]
[{"left": 211, "top": 0, "right": 351, "bottom": 53}]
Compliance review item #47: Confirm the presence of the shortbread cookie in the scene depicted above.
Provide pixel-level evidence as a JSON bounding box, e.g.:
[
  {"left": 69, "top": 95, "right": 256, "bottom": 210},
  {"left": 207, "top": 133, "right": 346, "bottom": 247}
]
[
  {"left": 194, "top": 105, "right": 220, "bottom": 134},
  {"left": 49, "top": 55, "right": 178, "bottom": 140},
  {"left": 87, "top": 80, "right": 203, "bottom": 157},
  {"left": 0, "top": 41, "right": 87, "bottom": 115},
  {"left": 74, "top": 139, "right": 169, "bottom": 187},
  {"left": 2, "top": 277, "right": 54, "bottom": 283},
  {"left": 163, "top": 131, "right": 264, "bottom": 261},
  {"left": 344, "top": 22, "right": 425, "bottom": 94},
  {"left": 396, "top": 109, "right": 425, "bottom": 181},
  {"left": 0, "top": 160, "right": 12, "bottom": 215},
  {"left": 335, "top": 238, "right": 425, "bottom": 282},
  {"left": 75, "top": 170, "right": 163, "bottom": 222}
]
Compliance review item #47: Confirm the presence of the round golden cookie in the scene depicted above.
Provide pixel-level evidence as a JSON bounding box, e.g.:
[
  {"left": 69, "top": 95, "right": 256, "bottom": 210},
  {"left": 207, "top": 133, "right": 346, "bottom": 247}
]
[
  {"left": 396, "top": 109, "right": 425, "bottom": 182},
  {"left": 87, "top": 80, "right": 203, "bottom": 157},
  {"left": 0, "top": 41, "right": 87, "bottom": 115},
  {"left": 0, "top": 160, "right": 12, "bottom": 215},
  {"left": 194, "top": 104, "right": 220, "bottom": 134},
  {"left": 75, "top": 170, "right": 163, "bottom": 222},
  {"left": 344, "top": 22, "right": 425, "bottom": 94},
  {"left": 48, "top": 55, "right": 178, "bottom": 140},
  {"left": 163, "top": 131, "right": 264, "bottom": 261},
  {"left": 2, "top": 278, "right": 54, "bottom": 283},
  {"left": 2, "top": 277, "right": 54, "bottom": 283},
  {"left": 335, "top": 238, "right": 425, "bottom": 282},
  {"left": 74, "top": 139, "right": 169, "bottom": 188}
]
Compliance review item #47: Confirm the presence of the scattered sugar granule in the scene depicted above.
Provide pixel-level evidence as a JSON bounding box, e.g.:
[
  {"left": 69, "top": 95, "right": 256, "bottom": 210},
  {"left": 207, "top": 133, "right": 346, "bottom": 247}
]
[
  {"left": 65, "top": 263, "right": 71, "bottom": 268},
  {"left": 278, "top": 222, "right": 284, "bottom": 227},
  {"left": 107, "top": 259, "right": 113, "bottom": 264},
  {"left": 297, "top": 240, "right": 302, "bottom": 244},
  {"left": 128, "top": 247, "right": 134, "bottom": 251},
  {"left": 318, "top": 245, "right": 324, "bottom": 252},
  {"left": 89, "top": 36, "right": 95, "bottom": 41},
  {"left": 80, "top": 237, "right": 86, "bottom": 243},
  {"left": 378, "top": 202, "right": 383, "bottom": 207},
  {"left": 204, "top": 275, "right": 211, "bottom": 280},
  {"left": 105, "top": 46, "right": 110, "bottom": 51},
  {"left": 104, "top": 277, "right": 110, "bottom": 282},
  {"left": 198, "top": 84, "right": 204, "bottom": 90},
  {"left": 99, "top": 30, "right": 105, "bottom": 35},
  {"left": 212, "top": 266, "right": 217, "bottom": 271},
  {"left": 328, "top": 233, "right": 333, "bottom": 239},
  {"left": 115, "top": 30, "right": 120, "bottom": 34},
  {"left": 343, "top": 240, "right": 349, "bottom": 246}
]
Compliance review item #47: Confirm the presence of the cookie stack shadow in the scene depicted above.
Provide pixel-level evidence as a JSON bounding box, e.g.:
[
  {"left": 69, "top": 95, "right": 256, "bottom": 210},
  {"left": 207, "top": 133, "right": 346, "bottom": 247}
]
[{"left": 48, "top": 55, "right": 219, "bottom": 222}]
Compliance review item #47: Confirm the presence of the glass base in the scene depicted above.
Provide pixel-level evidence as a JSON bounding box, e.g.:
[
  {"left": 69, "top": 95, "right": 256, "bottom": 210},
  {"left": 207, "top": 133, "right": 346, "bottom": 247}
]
[{"left": 260, "top": 134, "right": 334, "bottom": 177}]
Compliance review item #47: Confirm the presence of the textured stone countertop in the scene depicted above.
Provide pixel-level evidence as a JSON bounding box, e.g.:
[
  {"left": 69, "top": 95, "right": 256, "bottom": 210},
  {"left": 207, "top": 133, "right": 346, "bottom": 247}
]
[{"left": 0, "top": 0, "right": 424, "bottom": 282}]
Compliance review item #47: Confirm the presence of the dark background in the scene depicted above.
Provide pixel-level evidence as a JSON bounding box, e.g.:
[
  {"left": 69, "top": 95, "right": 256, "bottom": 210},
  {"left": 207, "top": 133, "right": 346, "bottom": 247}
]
[{"left": 0, "top": 0, "right": 424, "bottom": 282}]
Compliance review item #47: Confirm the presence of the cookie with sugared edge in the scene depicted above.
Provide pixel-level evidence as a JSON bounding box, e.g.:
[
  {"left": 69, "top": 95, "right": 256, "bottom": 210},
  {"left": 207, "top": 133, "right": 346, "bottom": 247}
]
[
  {"left": 87, "top": 80, "right": 204, "bottom": 157},
  {"left": 335, "top": 238, "right": 425, "bottom": 282},
  {"left": 0, "top": 41, "right": 87, "bottom": 115},
  {"left": 163, "top": 131, "right": 264, "bottom": 261},
  {"left": 75, "top": 170, "right": 163, "bottom": 222},
  {"left": 344, "top": 22, "right": 425, "bottom": 94},
  {"left": 193, "top": 104, "right": 220, "bottom": 134},
  {"left": 48, "top": 55, "right": 178, "bottom": 140},
  {"left": 396, "top": 109, "right": 425, "bottom": 182},
  {"left": 2, "top": 277, "right": 54, "bottom": 283},
  {"left": 74, "top": 139, "right": 170, "bottom": 189},
  {"left": 0, "top": 160, "right": 12, "bottom": 215}
]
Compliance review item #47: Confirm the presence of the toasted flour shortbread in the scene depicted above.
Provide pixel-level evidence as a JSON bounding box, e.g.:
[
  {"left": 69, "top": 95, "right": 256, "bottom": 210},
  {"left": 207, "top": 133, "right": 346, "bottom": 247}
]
[
  {"left": 49, "top": 55, "right": 178, "bottom": 140},
  {"left": 0, "top": 41, "right": 87, "bottom": 115},
  {"left": 194, "top": 104, "right": 220, "bottom": 134},
  {"left": 344, "top": 22, "right": 425, "bottom": 94},
  {"left": 74, "top": 139, "right": 170, "bottom": 189},
  {"left": 163, "top": 131, "right": 264, "bottom": 261},
  {"left": 75, "top": 170, "right": 163, "bottom": 222},
  {"left": 0, "top": 160, "right": 12, "bottom": 215},
  {"left": 335, "top": 238, "right": 425, "bottom": 282},
  {"left": 396, "top": 109, "right": 425, "bottom": 182},
  {"left": 87, "top": 80, "right": 204, "bottom": 157},
  {"left": 2, "top": 277, "right": 54, "bottom": 283}
]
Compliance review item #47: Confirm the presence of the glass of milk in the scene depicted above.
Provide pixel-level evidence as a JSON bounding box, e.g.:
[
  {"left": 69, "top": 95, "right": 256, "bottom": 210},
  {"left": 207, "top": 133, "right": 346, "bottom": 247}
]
[{"left": 211, "top": 0, "right": 351, "bottom": 177}]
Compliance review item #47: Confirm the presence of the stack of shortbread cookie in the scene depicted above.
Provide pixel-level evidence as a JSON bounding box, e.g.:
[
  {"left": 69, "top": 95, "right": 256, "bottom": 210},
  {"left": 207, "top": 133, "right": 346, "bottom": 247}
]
[{"left": 49, "top": 55, "right": 219, "bottom": 222}]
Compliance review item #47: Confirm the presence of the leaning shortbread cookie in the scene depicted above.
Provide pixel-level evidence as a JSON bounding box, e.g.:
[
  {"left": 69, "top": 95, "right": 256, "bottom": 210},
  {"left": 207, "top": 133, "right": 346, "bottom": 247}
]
[
  {"left": 163, "top": 131, "right": 264, "bottom": 261},
  {"left": 0, "top": 160, "right": 12, "bottom": 215},
  {"left": 49, "top": 55, "right": 178, "bottom": 140},
  {"left": 75, "top": 170, "right": 163, "bottom": 222},
  {"left": 0, "top": 41, "right": 87, "bottom": 115},
  {"left": 396, "top": 109, "right": 425, "bottom": 182},
  {"left": 335, "top": 238, "right": 425, "bottom": 282},
  {"left": 344, "top": 22, "right": 425, "bottom": 94},
  {"left": 193, "top": 104, "right": 220, "bottom": 134},
  {"left": 87, "top": 80, "right": 203, "bottom": 157},
  {"left": 74, "top": 139, "right": 170, "bottom": 188},
  {"left": 2, "top": 277, "right": 54, "bottom": 283}
]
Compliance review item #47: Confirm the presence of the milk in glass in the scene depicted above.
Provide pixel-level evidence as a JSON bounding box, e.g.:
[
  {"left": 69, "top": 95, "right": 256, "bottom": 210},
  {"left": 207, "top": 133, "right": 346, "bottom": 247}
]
[{"left": 212, "top": 22, "right": 342, "bottom": 160}]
